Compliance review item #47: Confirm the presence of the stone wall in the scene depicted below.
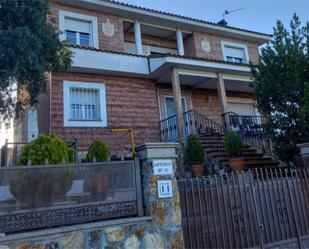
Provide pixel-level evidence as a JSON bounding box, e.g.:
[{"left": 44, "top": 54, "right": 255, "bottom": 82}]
[{"left": 0, "top": 143, "right": 184, "bottom": 249}]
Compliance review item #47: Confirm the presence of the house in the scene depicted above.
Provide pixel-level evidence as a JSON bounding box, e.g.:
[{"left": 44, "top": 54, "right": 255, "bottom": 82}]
[{"left": 15, "top": 0, "right": 279, "bottom": 167}]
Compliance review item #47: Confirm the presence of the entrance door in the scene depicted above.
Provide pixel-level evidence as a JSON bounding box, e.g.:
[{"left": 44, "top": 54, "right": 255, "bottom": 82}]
[
  {"left": 165, "top": 96, "right": 187, "bottom": 118},
  {"left": 164, "top": 96, "right": 187, "bottom": 141}
]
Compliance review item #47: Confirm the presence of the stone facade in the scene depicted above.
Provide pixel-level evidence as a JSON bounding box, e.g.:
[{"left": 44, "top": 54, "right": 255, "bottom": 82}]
[
  {"left": 49, "top": 72, "right": 160, "bottom": 152},
  {"left": 48, "top": 2, "right": 125, "bottom": 52},
  {"left": 0, "top": 143, "right": 184, "bottom": 249},
  {"left": 184, "top": 32, "right": 260, "bottom": 63}
]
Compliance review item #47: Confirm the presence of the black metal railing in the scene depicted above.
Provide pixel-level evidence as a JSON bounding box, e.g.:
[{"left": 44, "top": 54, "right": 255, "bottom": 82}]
[
  {"left": 222, "top": 111, "right": 265, "bottom": 134},
  {"left": 159, "top": 110, "right": 227, "bottom": 144},
  {"left": 222, "top": 111, "right": 274, "bottom": 156},
  {"left": 159, "top": 114, "right": 178, "bottom": 142},
  {"left": 0, "top": 160, "right": 143, "bottom": 234}
]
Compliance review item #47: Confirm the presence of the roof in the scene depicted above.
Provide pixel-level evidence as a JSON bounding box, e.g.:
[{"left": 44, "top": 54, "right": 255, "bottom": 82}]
[
  {"left": 51, "top": 0, "right": 271, "bottom": 44},
  {"left": 106, "top": 0, "right": 271, "bottom": 38}
]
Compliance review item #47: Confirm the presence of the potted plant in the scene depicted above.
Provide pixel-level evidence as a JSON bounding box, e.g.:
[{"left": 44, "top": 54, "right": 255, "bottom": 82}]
[
  {"left": 185, "top": 134, "right": 205, "bottom": 176},
  {"left": 86, "top": 140, "right": 110, "bottom": 193},
  {"left": 224, "top": 131, "right": 245, "bottom": 171}
]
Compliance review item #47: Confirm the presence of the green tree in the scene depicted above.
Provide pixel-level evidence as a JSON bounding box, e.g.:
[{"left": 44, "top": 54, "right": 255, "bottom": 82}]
[
  {"left": 0, "top": 0, "right": 71, "bottom": 125},
  {"left": 251, "top": 14, "right": 309, "bottom": 165}
]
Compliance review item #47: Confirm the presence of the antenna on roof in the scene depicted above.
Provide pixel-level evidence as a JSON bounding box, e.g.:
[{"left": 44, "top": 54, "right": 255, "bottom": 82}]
[{"left": 217, "top": 8, "right": 243, "bottom": 26}]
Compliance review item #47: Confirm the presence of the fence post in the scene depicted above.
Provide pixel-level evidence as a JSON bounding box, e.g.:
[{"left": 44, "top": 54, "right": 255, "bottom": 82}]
[
  {"left": 297, "top": 142, "right": 309, "bottom": 168},
  {"left": 134, "top": 156, "right": 144, "bottom": 217},
  {"left": 136, "top": 142, "right": 184, "bottom": 249},
  {"left": 4, "top": 139, "right": 8, "bottom": 167}
]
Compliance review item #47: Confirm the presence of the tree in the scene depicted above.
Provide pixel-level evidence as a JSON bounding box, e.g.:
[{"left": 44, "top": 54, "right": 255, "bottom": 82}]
[
  {"left": 251, "top": 14, "right": 309, "bottom": 165},
  {"left": 0, "top": 0, "right": 71, "bottom": 125}
]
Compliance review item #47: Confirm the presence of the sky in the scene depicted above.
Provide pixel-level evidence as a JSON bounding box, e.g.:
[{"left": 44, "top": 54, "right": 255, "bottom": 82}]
[{"left": 118, "top": 0, "right": 309, "bottom": 34}]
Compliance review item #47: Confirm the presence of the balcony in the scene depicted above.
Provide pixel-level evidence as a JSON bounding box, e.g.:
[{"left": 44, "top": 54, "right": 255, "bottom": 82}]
[{"left": 69, "top": 45, "right": 149, "bottom": 76}]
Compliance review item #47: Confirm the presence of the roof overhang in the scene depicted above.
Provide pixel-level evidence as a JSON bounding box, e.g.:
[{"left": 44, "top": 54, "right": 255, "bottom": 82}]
[
  {"left": 149, "top": 56, "right": 252, "bottom": 78},
  {"left": 50, "top": 0, "right": 271, "bottom": 45}
]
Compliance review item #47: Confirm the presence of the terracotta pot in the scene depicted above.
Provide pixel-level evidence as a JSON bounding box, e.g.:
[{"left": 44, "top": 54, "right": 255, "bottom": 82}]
[
  {"left": 93, "top": 175, "right": 109, "bottom": 193},
  {"left": 229, "top": 158, "right": 245, "bottom": 171},
  {"left": 191, "top": 164, "right": 205, "bottom": 176}
]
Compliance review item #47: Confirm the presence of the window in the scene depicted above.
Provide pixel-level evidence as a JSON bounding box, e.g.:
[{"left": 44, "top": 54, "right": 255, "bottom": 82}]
[
  {"left": 70, "top": 88, "right": 99, "bottom": 120},
  {"left": 59, "top": 10, "right": 98, "bottom": 48},
  {"left": 63, "top": 81, "right": 107, "bottom": 127},
  {"left": 221, "top": 41, "right": 249, "bottom": 64}
]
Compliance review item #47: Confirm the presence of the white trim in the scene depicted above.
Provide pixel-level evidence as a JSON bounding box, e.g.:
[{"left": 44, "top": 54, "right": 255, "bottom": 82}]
[
  {"left": 59, "top": 10, "right": 99, "bottom": 48},
  {"left": 63, "top": 81, "right": 107, "bottom": 127},
  {"left": 221, "top": 40, "right": 249, "bottom": 63},
  {"left": 227, "top": 97, "right": 255, "bottom": 104}
]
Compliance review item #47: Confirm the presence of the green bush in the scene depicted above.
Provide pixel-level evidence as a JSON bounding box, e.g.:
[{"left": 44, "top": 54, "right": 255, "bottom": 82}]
[
  {"left": 185, "top": 135, "right": 204, "bottom": 165},
  {"left": 224, "top": 131, "right": 243, "bottom": 157},
  {"left": 86, "top": 140, "right": 110, "bottom": 162},
  {"left": 18, "top": 134, "right": 74, "bottom": 165}
]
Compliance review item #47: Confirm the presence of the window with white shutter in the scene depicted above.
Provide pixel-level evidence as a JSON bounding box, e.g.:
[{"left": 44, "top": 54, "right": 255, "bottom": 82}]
[
  {"left": 221, "top": 41, "right": 249, "bottom": 63},
  {"left": 59, "top": 10, "right": 99, "bottom": 48}
]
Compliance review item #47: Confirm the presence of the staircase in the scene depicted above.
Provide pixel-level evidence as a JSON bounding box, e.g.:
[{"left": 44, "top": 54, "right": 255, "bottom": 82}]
[
  {"left": 159, "top": 109, "right": 285, "bottom": 170},
  {"left": 199, "top": 133, "right": 281, "bottom": 169}
]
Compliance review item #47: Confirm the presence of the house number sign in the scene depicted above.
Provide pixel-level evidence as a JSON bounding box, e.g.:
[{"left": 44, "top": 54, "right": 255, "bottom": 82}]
[
  {"left": 153, "top": 159, "right": 173, "bottom": 175},
  {"left": 157, "top": 180, "right": 173, "bottom": 198}
]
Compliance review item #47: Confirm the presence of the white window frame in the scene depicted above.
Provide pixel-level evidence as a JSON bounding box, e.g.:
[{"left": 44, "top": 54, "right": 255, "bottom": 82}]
[
  {"left": 221, "top": 41, "right": 249, "bottom": 63},
  {"left": 59, "top": 10, "right": 99, "bottom": 48},
  {"left": 63, "top": 81, "right": 107, "bottom": 127}
]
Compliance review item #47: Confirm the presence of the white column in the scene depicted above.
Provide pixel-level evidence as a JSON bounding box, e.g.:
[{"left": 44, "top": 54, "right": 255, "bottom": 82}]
[
  {"left": 217, "top": 72, "right": 229, "bottom": 126},
  {"left": 176, "top": 29, "right": 185, "bottom": 56},
  {"left": 171, "top": 68, "right": 185, "bottom": 144},
  {"left": 134, "top": 21, "right": 143, "bottom": 55}
]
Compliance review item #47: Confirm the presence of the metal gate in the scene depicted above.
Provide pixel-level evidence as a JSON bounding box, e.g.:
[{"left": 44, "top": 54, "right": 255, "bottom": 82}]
[{"left": 178, "top": 168, "right": 309, "bottom": 249}]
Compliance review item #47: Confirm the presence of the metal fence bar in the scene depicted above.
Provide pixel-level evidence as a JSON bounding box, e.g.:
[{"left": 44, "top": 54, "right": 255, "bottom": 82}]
[
  {"left": 178, "top": 169, "right": 309, "bottom": 249},
  {"left": 197, "top": 178, "right": 207, "bottom": 249},
  {"left": 134, "top": 157, "right": 144, "bottom": 217},
  {"left": 249, "top": 170, "right": 264, "bottom": 249},
  {"left": 284, "top": 169, "right": 301, "bottom": 248},
  {"left": 214, "top": 175, "right": 226, "bottom": 249}
]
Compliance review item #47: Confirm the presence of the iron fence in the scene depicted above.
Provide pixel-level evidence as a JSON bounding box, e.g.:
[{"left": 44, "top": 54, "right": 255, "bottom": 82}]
[
  {"left": 178, "top": 168, "right": 309, "bottom": 249},
  {"left": 0, "top": 159, "right": 143, "bottom": 234}
]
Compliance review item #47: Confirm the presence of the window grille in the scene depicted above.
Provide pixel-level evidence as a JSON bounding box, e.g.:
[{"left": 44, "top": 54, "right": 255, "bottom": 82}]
[{"left": 69, "top": 87, "right": 100, "bottom": 120}]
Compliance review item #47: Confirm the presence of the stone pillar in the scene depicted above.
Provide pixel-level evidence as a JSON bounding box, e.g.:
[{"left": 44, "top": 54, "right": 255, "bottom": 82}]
[
  {"left": 176, "top": 29, "right": 185, "bottom": 56},
  {"left": 137, "top": 143, "right": 184, "bottom": 249},
  {"left": 134, "top": 21, "right": 143, "bottom": 55},
  {"left": 297, "top": 142, "right": 309, "bottom": 168}
]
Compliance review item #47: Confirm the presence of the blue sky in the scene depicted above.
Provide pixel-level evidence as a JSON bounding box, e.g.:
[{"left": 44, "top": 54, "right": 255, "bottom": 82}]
[{"left": 119, "top": 0, "right": 309, "bottom": 34}]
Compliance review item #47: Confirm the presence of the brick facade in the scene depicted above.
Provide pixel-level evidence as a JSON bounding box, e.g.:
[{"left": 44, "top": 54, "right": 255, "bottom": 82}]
[
  {"left": 50, "top": 73, "right": 160, "bottom": 152},
  {"left": 48, "top": 2, "right": 124, "bottom": 52},
  {"left": 184, "top": 32, "right": 260, "bottom": 63},
  {"left": 48, "top": 2, "right": 260, "bottom": 62}
]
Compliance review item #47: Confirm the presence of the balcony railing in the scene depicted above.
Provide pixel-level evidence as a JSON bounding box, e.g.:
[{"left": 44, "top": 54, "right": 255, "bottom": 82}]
[
  {"left": 0, "top": 160, "right": 142, "bottom": 234},
  {"left": 222, "top": 111, "right": 273, "bottom": 155},
  {"left": 159, "top": 110, "right": 227, "bottom": 144}
]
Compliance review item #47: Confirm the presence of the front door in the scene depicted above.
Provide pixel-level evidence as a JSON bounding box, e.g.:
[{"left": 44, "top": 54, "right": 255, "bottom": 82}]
[{"left": 164, "top": 96, "right": 187, "bottom": 141}]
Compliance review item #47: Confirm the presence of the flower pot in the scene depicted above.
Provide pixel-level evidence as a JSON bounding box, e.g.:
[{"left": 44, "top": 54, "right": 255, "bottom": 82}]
[
  {"left": 229, "top": 158, "right": 245, "bottom": 171},
  {"left": 191, "top": 164, "right": 205, "bottom": 176}
]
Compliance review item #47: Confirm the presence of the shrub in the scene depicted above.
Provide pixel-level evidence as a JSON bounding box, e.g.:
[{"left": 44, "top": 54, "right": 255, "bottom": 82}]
[
  {"left": 224, "top": 131, "right": 243, "bottom": 157},
  {"left": 86, "top": 140, "right": 110, "bottom": 162},
  {"left": 18, "top": 134, "right": 74, "bottom": 165},
  {"left": 185, "top": 135, "right": 204, "bottom": 165}
]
